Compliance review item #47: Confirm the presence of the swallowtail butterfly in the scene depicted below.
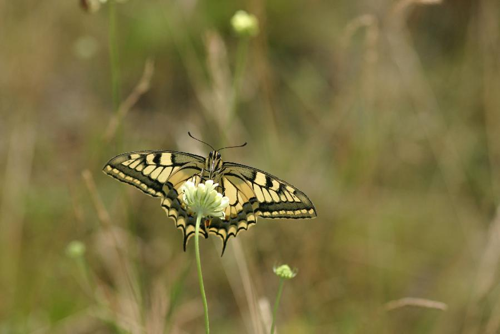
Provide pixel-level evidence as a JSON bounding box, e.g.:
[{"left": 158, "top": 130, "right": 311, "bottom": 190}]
[{"left": 103, "top": 135, "right": 317, "bottom": 254}]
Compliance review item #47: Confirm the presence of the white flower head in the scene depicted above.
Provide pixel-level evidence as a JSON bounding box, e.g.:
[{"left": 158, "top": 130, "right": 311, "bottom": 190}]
[
  {"left": 231, "top": 10, "right": 259, "bottom": 37},
  {"left": 181, "top": 179, "right": 230, "bottom": 218}
]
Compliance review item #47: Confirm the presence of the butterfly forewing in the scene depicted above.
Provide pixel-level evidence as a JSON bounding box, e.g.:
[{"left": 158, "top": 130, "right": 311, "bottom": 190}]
[
  {"left": 223, "top": 162, "right": 317, "bottom": 219},
  {"left": 104, "top": 150, "right": 205, "bottom": 197}
]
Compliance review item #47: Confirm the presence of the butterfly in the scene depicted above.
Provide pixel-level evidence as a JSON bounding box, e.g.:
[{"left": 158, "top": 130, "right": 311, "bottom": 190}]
[{"left": 103, "top": 134, "right": 317, "bottom": 254}]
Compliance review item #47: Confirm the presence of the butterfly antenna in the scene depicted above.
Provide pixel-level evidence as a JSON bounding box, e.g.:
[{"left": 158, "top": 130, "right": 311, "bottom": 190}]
[
  {"left": 217, "top": 142, "right": 248, "bottom": 152},
  {"left": 188, "top": 132, "right": 216, "bottom": 151}
]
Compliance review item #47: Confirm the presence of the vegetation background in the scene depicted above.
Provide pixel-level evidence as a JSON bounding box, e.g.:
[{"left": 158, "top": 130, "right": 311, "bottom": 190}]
[{"left": 1, "top": 0, "right": 500, "bottom": 333}]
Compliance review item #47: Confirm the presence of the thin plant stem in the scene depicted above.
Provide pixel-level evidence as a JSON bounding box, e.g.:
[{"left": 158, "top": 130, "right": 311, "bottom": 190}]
[
  {"left": 270, "top": 278, "right": 285, "bottom": 334},
  {"left": 195, "top": 214, "right": 210, "bottom": 334},
  {"left": 76, "top": 256, "right": 93, "bottom": 295},
  {"left": 229, "top": 37, "right": 250, "bottom": 125},
  {"left": 108, "top": 0, "right": 121, "bottom": 115}
]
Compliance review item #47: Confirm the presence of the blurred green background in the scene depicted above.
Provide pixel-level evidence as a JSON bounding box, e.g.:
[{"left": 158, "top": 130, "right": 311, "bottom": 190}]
[{"left": 1, "top": 0, "right": 500, "bottom": 333}]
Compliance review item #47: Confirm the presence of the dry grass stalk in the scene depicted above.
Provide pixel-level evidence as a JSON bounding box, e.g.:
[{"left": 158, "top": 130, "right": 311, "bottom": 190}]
[
  {"left": 205, "top": 31, "right": 232, "bottom": 128},
  {"left": 356, "top": 296, "right": 447, "bottom": 333},
  {"left": 104, "top": 59, "right": 155, "bottom": 142},
  {"left": 485, "top": 297, "right": 500, "bottom": 334},
  {"left": 82, "top": 169, "right": 143, "bottom": 332},
  {"left": 204, "top": 31, "right": 249, "bottom": 145},
  {"left": 471, "top": 206, "right": 500, "bottom": 301},
  {"left": 169, "top": 299, "right": 204, "bottom": 333},
  {"left": 341, "top": 14, "right": 377, "bottom": 48},
  {"left": 387, "top": 0, "right": 475, "bottom": 254},
  {"left": 218, "top": 238, "right": 265, "bottom": 334},
  {"left": 258, "top": 297, "right": 273, "bottom": 333},
  {"left": 479, "top": 0, "right": 500, "bottom": 200},
  {"left": 463, "top": 206, "right": 500, "bottom": 333},
  {"left": 82, "top": 169, "right": 112, "bottom": 227},
  {"left": 392, "top": 0, "right": 442, "bottom": 22},
  {"left": 158, "top": 3, "right": 213, "bottom": 118},
  {"left": 145, "top": 280, "right": 170, "bottom": 334},
  {"left": 232, "top": 239, "right": 266, "bottom": 334},
  {"left": 479, "top": 1, "right": 500, "bottom": 330},
  {"left": 0, "top": 119, "right": 36, "bottom": 304},
  {"left": 385, "top": 297, "right": 448, "bottom": 312},
  {"left": 340, "top": 14, "right": 379, "bottom": 79}
]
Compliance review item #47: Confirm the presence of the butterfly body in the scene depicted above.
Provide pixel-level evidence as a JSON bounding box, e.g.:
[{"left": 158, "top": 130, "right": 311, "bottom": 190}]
[
  {"left": 200, "top": 151, "right": 224, "bottom": 182},
  {"left": 104, "top": 149, "right": 316, "bottom": 254}
]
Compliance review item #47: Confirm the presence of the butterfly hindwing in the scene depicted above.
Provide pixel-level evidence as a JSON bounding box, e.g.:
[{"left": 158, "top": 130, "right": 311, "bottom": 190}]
[
  {"left": 206, "top": 174, "right": 259, "bottom": 253},
  {"left": 160, "top": 172, "right": 208, "bottom": 250},
  {"left": 223, "top": 162, "right": 317, "bottom": 219}
]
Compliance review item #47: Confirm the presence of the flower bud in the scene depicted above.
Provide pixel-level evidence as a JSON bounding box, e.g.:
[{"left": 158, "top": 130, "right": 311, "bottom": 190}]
[
  {"left": 66, "top": 241, "right": 86, "bottom": 259},
  {"left": 273, "top": 264, "right": 297, "bottom": 280},
  {"left": 231, "top": 10, "right": 259, "bottom": 37}
]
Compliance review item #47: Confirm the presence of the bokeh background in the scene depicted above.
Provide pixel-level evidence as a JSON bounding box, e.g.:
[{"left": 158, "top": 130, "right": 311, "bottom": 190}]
[{"left": 1, "top": 0, "right": 500, "bottom": 333}]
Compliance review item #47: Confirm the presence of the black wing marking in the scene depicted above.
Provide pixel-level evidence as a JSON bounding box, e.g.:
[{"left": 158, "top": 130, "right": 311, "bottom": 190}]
[{"left": 209, "top": 173, "right": 259, "bottom": 254}]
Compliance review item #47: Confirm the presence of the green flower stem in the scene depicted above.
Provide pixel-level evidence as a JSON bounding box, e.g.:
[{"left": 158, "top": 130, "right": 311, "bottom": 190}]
[
  {"left": 229, "top": 37, "right": 249, "bottom": 124},
  {"left": 108, "top": 0, "right": 121, "bottom": 114},
  {"left": 76, "top": 257, "right": 92, "bottom": 291},
  {"left": 195, "top": 214, "right": 210, "bottom": 334},
  {"left": 270, "top": 278, "right": 285, "bottom": 334}
]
